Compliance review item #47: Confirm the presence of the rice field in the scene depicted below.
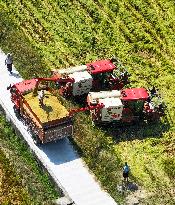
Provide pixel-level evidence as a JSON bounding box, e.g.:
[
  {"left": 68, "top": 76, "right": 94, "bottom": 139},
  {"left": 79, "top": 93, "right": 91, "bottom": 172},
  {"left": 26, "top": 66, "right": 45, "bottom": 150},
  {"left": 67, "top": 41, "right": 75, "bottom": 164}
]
[{"left": 0, "top": 0, "right": 175, "bottom": 204}]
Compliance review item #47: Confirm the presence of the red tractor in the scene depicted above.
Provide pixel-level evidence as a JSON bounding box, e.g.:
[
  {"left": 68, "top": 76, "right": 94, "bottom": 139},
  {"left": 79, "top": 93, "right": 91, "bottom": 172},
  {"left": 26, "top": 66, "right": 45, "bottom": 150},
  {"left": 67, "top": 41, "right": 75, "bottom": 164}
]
[
  {"left": 52, "top": 59, "right": 129, "bottom": 98},
  {"left": 86, "top": 88, "right": 164, "bottom": 125}
]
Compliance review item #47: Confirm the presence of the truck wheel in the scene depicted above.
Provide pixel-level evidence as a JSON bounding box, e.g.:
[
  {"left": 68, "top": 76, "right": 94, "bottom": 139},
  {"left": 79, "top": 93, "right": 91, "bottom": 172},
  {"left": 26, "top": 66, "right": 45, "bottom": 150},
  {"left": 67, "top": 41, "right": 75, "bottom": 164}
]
[
  {"left": 33, "top": 135, "right": 42, "bottom": 145},
  {"left": 13, "top": 105, "right": 20, "bottom": 118}
]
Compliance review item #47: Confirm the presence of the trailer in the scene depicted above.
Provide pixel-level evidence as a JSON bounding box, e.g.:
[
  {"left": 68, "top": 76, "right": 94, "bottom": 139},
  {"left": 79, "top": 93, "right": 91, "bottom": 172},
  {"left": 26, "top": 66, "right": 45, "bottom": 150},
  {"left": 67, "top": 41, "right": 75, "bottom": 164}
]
[{"left": 8, "top": 78, "right": 73, "bottom": 143}]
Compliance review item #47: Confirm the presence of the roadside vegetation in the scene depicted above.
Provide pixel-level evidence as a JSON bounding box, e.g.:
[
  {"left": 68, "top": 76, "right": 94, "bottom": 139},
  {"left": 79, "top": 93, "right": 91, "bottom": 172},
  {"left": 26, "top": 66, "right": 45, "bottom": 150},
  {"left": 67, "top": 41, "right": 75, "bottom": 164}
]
[
  {"left": 0, "top": 114, "right": 59, "bottom": 204},
  {"left": 0, "top": 0, "right": 175, "bottom": 204}
]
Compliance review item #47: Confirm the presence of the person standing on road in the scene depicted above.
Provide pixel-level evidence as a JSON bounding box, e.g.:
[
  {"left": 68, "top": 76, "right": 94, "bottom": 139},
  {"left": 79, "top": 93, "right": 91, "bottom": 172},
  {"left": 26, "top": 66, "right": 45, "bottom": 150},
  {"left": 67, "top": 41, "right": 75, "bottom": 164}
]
[
  {"left": 123, "top": 162, "right": 130, "bottom": 183},
  {"left": 5, "top": 53, "right": 13, "bottom": 74}
]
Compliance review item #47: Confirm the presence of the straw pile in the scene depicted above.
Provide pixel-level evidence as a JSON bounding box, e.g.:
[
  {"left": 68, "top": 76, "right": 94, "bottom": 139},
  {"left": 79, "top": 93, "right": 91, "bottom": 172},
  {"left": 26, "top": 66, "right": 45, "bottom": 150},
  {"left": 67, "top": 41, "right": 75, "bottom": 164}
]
[{"left": 24, "top": 91, "right": 69, "bottom": 123}]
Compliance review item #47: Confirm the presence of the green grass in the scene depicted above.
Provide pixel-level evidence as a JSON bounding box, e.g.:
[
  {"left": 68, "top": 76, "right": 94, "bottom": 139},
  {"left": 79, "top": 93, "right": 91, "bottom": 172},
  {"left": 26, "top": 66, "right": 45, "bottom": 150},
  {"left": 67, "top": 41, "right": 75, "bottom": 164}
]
[
  {"left": 0, "top": 0, "right": 175, "bottom": 204},
  {"left": 0, "top": 114, "right": 59, "bottom": 204},
  {"left": 0, "top": 149, "right": 31, "bottom": 205}
]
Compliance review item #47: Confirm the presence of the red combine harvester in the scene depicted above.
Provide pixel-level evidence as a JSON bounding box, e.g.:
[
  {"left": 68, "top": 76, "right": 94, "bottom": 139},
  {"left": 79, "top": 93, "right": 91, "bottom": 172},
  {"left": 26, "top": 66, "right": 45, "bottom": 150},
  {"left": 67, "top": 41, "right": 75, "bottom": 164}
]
[
  {"left": 52, "top": 59, "right": 129, "bottom": 98},
  {"left": 86, "top": 88, "right": 164, "bottom": 124}
]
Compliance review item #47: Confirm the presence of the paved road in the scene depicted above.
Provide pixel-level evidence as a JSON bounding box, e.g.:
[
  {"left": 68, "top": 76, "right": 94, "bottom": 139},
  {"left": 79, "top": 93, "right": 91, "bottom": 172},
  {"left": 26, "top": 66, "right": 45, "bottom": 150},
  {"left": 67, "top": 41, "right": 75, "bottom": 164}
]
[{"left": 0, "top": 50, "right": 117, "bottom": 205}]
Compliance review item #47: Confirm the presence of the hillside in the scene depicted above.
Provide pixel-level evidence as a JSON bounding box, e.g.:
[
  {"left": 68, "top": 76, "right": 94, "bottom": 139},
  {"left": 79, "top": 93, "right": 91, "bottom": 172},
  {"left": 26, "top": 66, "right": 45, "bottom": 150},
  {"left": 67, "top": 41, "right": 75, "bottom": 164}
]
[{"left": 0, "top": 0, "right": 175, "bottom": 204}]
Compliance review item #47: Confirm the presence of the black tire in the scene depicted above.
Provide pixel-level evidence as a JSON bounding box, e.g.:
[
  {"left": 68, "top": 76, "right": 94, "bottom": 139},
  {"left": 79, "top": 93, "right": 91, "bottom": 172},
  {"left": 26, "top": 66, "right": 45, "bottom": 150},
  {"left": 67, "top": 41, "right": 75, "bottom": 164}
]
[
  {"left": 33, "top": 134, "right": 42, "bottom": 145},
  {"left": 13, "top": 105, "right": 21, "bottom": 118}
]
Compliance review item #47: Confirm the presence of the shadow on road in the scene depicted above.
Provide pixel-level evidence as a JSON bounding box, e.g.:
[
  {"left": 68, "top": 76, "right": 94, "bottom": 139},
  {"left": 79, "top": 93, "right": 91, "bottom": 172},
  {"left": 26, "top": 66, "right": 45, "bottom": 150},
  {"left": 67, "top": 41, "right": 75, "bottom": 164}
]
[
  {"left": 39, "top": 138, "right": 79, "bottom": 165},
  {"left": 10, "top": 72, "right": 21, "bottom": 78}
]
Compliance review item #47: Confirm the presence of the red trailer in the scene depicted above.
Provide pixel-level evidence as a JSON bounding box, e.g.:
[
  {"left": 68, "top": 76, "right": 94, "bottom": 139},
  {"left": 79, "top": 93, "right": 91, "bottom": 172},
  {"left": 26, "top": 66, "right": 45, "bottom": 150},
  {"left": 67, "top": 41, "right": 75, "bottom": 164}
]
[{"left": 8, "top": 78, "right": 73, "bottom": 143}]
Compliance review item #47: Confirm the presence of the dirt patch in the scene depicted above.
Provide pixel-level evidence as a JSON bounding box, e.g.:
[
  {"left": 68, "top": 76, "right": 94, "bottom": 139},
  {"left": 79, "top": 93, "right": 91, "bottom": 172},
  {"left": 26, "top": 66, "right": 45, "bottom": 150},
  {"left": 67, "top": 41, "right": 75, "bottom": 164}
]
[{"left": 125, "top": 189, "right": 150, "bottom": 205}]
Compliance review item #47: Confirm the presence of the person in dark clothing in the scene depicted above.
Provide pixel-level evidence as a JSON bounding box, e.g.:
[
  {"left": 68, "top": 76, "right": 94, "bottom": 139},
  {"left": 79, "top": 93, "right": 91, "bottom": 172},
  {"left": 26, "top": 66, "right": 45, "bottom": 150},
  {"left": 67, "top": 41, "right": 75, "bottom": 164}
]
[
  {"left": 123, "top": 162, "right": 130, "bottom": 182},
  {"left": 150, "top": 86, "right": 157, "bottom": 96},
  {"left": 5, "top": 53, "right": 13, "bottom": 74}
]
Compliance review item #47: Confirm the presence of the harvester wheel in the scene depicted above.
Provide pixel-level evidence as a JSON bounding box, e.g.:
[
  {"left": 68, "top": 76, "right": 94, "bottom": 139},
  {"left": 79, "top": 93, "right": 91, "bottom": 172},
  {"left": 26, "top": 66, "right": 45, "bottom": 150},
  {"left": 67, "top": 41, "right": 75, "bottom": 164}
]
[
  {"left": 122, "top": 108, "right": 134, "bottom": 123},
  {"left": 146, "top": 112, "right": 160, "bottom": 123}
]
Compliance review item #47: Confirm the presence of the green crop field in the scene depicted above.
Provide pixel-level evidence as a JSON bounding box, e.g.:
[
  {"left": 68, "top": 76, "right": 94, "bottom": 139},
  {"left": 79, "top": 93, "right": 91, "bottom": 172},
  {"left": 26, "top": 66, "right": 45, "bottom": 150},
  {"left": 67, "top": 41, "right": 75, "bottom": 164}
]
[
  {"left": 0, "top": 0, "right": 175, "bottom": 204},
  {"left": 0, "top": 115, "right": 59, "bottom": 204}
]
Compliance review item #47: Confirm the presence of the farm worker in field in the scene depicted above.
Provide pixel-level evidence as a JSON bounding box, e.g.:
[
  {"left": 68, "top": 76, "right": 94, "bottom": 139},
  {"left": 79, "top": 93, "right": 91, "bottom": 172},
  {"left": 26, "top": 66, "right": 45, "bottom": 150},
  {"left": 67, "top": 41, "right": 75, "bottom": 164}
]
[
  {"left": 38, "top": 90, "right": 45, "bottom": 107},
  {"left": 123, "top": 162, "right": 130, "bottom": 183},
  {"left": 5, "top": 53, "right": 13, "bottom": 74}
]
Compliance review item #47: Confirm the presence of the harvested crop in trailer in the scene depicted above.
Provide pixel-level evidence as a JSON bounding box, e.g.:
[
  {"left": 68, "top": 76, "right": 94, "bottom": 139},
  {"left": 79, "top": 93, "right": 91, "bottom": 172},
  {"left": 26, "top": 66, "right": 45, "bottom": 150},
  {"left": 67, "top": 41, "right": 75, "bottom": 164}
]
[{"left": 24, "top": 91, "right": 69, "bottom": 123}]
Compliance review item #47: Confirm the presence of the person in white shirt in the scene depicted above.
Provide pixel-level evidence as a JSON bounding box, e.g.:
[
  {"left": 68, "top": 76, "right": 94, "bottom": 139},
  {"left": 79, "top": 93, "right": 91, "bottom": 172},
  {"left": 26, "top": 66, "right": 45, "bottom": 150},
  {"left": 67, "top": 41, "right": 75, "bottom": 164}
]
[
  {"left": 5, "top": 53, "right": 13, "bottom": 74},
  {"left": 38, "top": 90, "right": 45, "bottom": 107}
]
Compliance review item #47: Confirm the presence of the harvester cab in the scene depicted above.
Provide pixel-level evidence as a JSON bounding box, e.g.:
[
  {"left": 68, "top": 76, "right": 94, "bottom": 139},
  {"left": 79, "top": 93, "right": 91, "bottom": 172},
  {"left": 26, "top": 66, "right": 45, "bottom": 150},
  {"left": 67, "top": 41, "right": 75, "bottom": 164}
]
[
  {"left": 86, "top": 59, "right": 129, "bottom": 90},
  {"left": 121, "top": 88, "right": 165, "bottom": 122}
]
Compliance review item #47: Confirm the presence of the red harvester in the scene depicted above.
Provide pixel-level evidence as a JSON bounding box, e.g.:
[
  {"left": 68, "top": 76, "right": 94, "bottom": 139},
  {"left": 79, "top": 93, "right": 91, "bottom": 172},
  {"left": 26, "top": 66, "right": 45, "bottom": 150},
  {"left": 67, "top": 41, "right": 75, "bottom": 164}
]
[
  {"left": 52, "top": 59, "right": 129, "bottom": 98},
  {"left": 86, "top": 88, "right": 164, "bottom": 124}
]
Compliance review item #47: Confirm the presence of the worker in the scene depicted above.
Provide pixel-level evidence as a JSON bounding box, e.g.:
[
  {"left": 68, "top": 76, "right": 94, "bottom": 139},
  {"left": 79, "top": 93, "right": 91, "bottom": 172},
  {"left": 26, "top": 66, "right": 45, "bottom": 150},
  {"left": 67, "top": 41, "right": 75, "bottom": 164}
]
[
  {"left": 38, "top": 90, "right": 45, "bottom": 107},
  {"left": 5, "top": 53, "right": 13, "bottom": 74},
  {"left": 150, "top": 86, "right": 157, "bottom": 96},
  {"left": 123, "top": 162, "right": 130, "bottom": 183}
]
